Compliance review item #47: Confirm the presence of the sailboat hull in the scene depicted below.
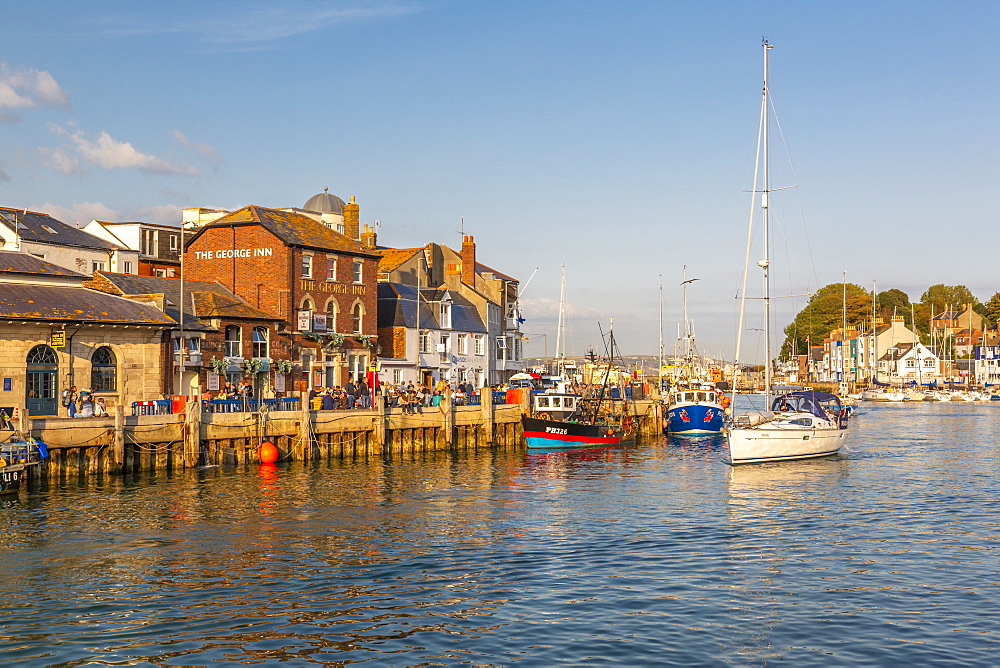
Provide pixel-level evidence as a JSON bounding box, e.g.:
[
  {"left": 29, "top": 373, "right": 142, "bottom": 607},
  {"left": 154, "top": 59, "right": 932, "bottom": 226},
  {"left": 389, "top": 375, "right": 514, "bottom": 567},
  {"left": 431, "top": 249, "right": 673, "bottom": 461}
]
[{"left": 727, "top": 426, "right": 845, "bottom": 464}]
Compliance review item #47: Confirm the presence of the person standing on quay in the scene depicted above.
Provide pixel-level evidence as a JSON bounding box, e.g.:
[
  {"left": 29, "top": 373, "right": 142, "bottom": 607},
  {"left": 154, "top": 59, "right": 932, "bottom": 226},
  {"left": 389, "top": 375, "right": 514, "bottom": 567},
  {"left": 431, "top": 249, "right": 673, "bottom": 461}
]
[{"left": 62, "top": 385, "right": 78, "bottom": 418}]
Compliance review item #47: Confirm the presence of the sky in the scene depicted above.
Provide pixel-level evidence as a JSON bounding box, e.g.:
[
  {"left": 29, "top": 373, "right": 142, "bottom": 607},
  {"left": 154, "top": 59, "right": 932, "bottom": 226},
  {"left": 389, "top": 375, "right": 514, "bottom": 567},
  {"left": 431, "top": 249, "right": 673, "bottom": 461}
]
[{"left": 2, "top": 1, "right": 999, "bottom": 362}]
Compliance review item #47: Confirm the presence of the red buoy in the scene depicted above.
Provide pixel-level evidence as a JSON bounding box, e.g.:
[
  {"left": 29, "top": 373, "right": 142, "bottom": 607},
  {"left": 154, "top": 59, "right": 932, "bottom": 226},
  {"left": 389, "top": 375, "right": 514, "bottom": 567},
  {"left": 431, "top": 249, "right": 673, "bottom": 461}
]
[{"left": 258, "top": 440, "right": 279, "bottom": 464}]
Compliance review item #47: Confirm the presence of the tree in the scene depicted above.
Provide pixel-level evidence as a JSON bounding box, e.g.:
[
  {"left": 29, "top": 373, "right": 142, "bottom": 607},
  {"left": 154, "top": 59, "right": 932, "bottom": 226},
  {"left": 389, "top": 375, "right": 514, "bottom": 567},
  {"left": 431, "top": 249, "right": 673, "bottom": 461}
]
[
  {"left": 780, "top": 283, "right": 872, "bottom": 359},
  {"left": 876, "top": 289, "right": 909, "bottom": 321},
  {"left": 919, "top": 284, "right": 979, "bottom": 314},
  {"left": 983, "top": 292, "right": 1000, "bottom": 327}
]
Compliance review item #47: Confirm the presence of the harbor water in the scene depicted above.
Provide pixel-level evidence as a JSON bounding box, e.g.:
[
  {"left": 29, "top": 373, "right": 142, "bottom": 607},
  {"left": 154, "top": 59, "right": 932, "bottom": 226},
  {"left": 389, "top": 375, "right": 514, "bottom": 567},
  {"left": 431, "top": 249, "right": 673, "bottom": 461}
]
[{"left": 1, "top": 400, "right": 998, "bottom": 665}]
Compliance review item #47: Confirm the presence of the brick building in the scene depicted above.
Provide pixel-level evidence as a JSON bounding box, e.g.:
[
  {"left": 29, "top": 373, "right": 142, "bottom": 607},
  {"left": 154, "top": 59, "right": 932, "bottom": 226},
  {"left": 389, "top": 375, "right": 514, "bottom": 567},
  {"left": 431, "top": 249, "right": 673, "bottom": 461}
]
[{"left": 182, "top": 203, "right": 381, "bottom": 389}]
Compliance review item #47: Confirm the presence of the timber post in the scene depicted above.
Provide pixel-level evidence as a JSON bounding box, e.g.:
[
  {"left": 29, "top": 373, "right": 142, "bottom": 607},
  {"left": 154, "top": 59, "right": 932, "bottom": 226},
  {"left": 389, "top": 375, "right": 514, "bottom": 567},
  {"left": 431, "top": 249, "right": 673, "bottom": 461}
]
[
  {"left": 480, "top": 386, "right": 494, "bottom": 445},
  {"left": 296, "top": 391, "right": 310, "bottom": 461},
  {"left": 184, "top": 396, "right": 201, "bottom": 468},
  {"left": 113, "top": 403, "right": 125, "bottom": 467},
  {"left": 442, "top": 390, "right": 454, "bottom": 446}
]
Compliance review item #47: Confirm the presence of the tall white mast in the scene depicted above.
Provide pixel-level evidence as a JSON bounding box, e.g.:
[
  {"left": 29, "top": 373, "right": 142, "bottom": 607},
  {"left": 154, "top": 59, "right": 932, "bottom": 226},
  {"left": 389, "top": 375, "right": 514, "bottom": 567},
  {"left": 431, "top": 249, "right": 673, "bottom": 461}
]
[
  {"left": 762, "top": 40, "right": 774, "bottom": 404},
  {"left": 658, "top": 274, "right": 663, "bottom": 390},
  {"left": 555, "top": 264, "right": 566, "bottom": 376}
]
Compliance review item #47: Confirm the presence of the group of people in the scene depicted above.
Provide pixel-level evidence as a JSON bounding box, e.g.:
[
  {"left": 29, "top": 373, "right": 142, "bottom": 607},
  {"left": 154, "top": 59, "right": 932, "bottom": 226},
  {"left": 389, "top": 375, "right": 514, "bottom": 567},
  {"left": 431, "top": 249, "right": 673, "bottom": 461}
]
[
  {"left": 61, "top": 386, "right": 108, "bottom": 418},
  {"left": 308, "top": 376, "right": 371, "bottom": 411},
  {"left": 203, "top": 381, "right": 255, "bottom": 401}
]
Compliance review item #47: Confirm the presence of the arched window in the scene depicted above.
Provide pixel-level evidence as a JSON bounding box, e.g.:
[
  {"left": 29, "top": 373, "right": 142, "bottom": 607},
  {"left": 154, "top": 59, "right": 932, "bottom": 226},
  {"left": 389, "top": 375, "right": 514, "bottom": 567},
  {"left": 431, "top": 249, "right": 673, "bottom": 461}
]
[
  {"left": 224, "top": 326, "right": 242, "bottom": 357},
  {"left": 27, "top": 345, "right": 58, "bottom": 365},
  {"left": 91, "top": 346, "right": 117, "bottom": 391},
  {"left": 252, "top": 327, "right": 269, "bottom": 359},
  {"left": 352, "top": 303, "right": 363, "bottom": 333},
  {"left": 325, "top": 300, "right": 338, "bottom": 332}
]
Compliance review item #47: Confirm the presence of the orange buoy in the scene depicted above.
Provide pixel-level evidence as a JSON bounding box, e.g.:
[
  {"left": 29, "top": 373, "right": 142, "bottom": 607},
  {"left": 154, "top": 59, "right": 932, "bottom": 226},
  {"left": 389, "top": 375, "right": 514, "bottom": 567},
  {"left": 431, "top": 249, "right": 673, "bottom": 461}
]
[{"left": 258, "top": 440, "right": 279, "bottom": 464}]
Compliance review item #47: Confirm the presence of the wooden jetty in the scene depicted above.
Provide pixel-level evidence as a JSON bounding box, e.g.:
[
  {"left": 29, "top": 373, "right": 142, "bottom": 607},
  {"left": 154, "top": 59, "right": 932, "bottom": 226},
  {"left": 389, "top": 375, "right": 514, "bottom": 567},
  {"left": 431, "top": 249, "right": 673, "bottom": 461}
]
[{"left": 4, "top": 391, "right": 663, "bottom": 481}]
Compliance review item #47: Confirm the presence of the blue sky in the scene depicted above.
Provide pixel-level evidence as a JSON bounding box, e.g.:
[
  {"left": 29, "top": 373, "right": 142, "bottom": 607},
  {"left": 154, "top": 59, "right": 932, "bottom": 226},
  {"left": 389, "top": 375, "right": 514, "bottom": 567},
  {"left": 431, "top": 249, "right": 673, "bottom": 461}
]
[{"left": 2, "top": 1, "right": 998, "bottom": 361}]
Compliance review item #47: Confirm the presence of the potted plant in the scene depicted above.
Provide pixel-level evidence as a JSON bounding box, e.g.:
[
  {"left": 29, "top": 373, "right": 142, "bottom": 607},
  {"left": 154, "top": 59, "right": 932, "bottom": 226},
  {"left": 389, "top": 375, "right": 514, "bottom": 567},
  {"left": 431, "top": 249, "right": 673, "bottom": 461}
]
[{"left": 210, "top": 357, "right": 229, "bottom": 375}]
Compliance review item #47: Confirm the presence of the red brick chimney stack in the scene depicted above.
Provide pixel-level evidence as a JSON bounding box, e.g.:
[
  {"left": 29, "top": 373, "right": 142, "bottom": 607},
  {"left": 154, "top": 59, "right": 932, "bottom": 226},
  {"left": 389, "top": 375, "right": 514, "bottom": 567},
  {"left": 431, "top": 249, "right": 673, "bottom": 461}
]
[{"left": 461, "top": 235, "right": 476, "bottom": 286}]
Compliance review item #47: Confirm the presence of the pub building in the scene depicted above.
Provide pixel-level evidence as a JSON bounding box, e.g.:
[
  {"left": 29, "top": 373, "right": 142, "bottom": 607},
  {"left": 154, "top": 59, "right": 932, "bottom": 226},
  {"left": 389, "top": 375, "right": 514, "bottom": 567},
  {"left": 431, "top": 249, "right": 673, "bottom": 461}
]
[{"left": 182, "top": 198, "right": 381, "bottom": 391}]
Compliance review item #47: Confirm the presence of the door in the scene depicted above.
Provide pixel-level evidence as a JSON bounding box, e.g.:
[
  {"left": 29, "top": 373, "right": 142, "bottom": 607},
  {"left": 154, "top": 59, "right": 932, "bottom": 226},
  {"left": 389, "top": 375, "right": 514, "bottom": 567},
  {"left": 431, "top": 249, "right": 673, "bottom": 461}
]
[{"left": 26, "top": 345, "right": 59, "bottom": 416}]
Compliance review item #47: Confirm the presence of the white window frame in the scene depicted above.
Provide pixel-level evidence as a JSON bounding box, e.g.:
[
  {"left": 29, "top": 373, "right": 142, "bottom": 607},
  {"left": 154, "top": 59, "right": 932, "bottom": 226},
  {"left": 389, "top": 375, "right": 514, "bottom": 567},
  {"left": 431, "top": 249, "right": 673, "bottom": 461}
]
[
  {"left": 475, "top": 335, "right": 485, "bottom": 356},
  {"left": 302, "top": 254, "right": 313, "bottom": 278},
  {"left": 326, "top": 257, "right": 337, "bottom": 281},
  {"left": 457, "top": 334, "right": 467, "bottom": 355},
  {"left": 353, "top": 260, "right": 363, "bottom": 283}
]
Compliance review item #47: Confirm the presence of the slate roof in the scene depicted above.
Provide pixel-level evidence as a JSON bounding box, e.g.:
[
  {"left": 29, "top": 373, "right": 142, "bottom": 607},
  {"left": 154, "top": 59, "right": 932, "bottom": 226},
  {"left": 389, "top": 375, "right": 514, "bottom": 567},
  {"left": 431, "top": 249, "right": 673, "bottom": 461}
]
[
  {"left": 0, "top": 250, "right": 87, "bottom": 277},
  {"left": 0, "top": 284, "right": 176, "bottom": 326},
  {"left": 0, "top": 207, "right": 119, "bottom": 251},
  {"left": 91, "top": 273, "right": 280, "bottom": 331},
  {"left": 185, "top": 205, "right": 380, "bottom": 258},
  {"left": 378, "top": 282, "right": 486, "bottom": 333}
]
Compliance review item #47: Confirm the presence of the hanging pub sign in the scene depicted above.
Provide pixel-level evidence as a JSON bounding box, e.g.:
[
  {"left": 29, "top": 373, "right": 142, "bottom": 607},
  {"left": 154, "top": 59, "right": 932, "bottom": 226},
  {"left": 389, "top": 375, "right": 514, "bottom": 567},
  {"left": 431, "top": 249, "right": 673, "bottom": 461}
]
[
  {"left": 50, "top": 330, "right": 66, "bottom": 347},
  {"left": 274, "top": 373, "right": 285, "bottom": 393},
  {"left": 297, "top": 310, "right": 313, "bottom": 331},
  {"left": 313, "top": 313, "right": 327, "bottom": 332}
]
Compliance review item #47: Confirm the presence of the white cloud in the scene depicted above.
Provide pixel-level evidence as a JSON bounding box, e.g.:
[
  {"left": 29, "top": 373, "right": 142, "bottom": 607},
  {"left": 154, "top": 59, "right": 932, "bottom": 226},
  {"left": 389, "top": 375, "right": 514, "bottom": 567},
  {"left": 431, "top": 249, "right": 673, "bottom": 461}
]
[
  {"left": 46, "top": 124, "right": 200, "bottom": 176},
  {"left": 36, "top": 146, "right": 82, "bottom": 175},
  {"left": 100, "top": 3, "right": 424, "bottom": 50},
  {"left": 36, "top": 202, "right": 183, "bottom": 226},
  {"left": 0, "top": 63, "right": 70, "bottom": 122},
  {"left": 37, "top": 202, "right": 118, "bottom": 226},
  {"left": 173, "top": 130, "right": 222, "bottom": 165}
]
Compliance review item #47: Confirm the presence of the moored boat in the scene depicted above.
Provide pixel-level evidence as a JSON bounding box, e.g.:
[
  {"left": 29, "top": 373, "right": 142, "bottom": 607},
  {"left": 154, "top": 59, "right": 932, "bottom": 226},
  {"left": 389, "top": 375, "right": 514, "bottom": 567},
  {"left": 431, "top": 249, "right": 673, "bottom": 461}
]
[{"left": 725, "top": 41, "right": 848, "bottom": 465}]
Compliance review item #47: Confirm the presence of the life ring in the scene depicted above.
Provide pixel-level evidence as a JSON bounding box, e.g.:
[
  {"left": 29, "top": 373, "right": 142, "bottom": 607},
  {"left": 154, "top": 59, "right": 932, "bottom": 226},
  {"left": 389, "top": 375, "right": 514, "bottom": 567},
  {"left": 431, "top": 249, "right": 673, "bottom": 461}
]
[
  {"left": 720, "top": 395, "right": 731, "bottom": 409},
  {"left": 539, "top": 413, "right": 551, "bottom": 421}
]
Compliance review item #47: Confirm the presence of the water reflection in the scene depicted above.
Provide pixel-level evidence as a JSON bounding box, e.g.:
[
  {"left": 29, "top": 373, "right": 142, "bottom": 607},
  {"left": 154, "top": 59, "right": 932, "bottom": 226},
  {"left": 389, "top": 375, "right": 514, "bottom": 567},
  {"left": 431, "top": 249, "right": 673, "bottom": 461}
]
[{"left": 0, "top": 404, "right": 998, "bottom": 665}]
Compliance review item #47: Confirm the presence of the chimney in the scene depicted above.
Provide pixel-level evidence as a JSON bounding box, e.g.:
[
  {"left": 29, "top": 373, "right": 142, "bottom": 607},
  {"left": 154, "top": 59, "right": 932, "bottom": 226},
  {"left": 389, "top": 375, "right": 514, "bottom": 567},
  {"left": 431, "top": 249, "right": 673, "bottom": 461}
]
[
  {"left": 343, "top": 195, "right": 360, "bottom": 240},
  {"left": 461, "top": 235, "right": 476, "bottom": 286},
  {"left": 361, "top": 223, "right": 377, "bottom": 249}
]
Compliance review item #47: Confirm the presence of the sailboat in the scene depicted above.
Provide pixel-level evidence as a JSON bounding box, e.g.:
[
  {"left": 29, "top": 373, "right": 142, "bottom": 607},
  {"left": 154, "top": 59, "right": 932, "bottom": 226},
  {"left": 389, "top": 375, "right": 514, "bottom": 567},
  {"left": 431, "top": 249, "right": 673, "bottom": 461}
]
[
  {"left": 726, "top": 40, "right": 848, "bottom": 465},
  {"left": 664, "top": 266, "right": 726, "bottom": 434}
]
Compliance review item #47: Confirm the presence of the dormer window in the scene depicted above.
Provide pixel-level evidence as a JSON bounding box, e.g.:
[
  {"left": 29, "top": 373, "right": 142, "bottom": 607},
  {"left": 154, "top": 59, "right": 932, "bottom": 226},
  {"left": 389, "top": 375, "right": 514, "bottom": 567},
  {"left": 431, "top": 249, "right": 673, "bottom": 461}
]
[{"left": 439, "top": 300, "right": 452, "bottom": 329}]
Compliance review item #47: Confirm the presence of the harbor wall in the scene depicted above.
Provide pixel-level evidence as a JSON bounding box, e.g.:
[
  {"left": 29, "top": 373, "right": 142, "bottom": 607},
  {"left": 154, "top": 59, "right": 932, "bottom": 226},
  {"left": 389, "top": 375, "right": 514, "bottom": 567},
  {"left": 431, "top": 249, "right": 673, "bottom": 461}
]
[{"left": 6, "top": 397, "right": 662, "bottom": 480}]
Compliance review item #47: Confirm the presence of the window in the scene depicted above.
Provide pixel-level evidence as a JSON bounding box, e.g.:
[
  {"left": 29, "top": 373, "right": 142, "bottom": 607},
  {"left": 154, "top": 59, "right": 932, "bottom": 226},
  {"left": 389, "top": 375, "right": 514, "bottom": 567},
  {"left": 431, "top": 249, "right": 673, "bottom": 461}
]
[
  {"left": 91, "top": 346, "right": 117, "bottom": 392},
  {"left": 252, "top": 327, "right": 269, "bottom": 359},
  {"left": 123, "top": 261, "right": 133, "bottom": 274},
  {"left": 352, "top": 303, "right": 363, "bottom": 333},
  {"left": 439, "top": 301, "right": 452, "bottom": 329},
  {"left": 353, "top": 260, "right": 363, "bottom": 283},
  {"left": 154, "top": 268, "right": 167, "bottom": 277},
  {"left": 924, "top": 359, "right": 935, "bottom": 367},
  {"left": 143, "top": 229, "right": 158, "bottom": 257},
  {"left": 440, "top": 335, "right": 451, "bottom": 361},
  {"left": 906, "top": 359, "right": 916, "bottom": 367},
  {"left": 41, "top": 225, "right": 58, "bottom": 235},
  {"left": 302, "top": 254, "right": 313, "bottom": 278},
  {"left": 326, "top": 301, "right": 337, "bottom": 332},
  {"left": 475, "top": 335, "right": 485, "bottom": 356},
  {"left": 393, "top": 369, "right": 402, "bottom": 383},
  {"left": 326, "top": 257, "right": 337, "bottom": 281},
  {"left": 457, "top": 335, "right": 467, "bottom": 355},
  {"left": 224, "top": 326, "right": 242, "bottom": 357},
  {"left": 169, "top": 234, "right": 178, "bottom": 251},
  {"left": 420, "top": 330, "right": 434, "bottom": 353},
  {"left": 91, "top": 261, "right": 105, "bottom": 273},
  {"left": 496, "top": 336, "right": 506, "bottom": 358}
]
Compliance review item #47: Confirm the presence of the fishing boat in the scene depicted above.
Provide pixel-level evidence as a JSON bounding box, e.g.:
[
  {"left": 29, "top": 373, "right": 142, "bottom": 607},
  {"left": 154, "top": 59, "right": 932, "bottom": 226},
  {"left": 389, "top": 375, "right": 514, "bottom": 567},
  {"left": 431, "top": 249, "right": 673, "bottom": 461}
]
[
  {"left": 0, "top": 438, "right": 47, "bottom": 494},
  {"left": 726, "top": 40, "right": 848, "bottom": 465},
  {"left": 522, "top": 323, "right": 635, "bottom": 449},
  {"left": 664, "top": 266, "right": 726, "bottom": 434}
]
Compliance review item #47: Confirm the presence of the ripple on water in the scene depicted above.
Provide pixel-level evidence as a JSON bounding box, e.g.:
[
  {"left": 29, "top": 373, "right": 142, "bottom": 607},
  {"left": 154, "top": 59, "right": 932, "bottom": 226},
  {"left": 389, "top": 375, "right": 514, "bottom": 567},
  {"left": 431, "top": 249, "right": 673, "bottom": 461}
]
[{"left": 0, "top": 404, "right": 998, "bottom": 665}]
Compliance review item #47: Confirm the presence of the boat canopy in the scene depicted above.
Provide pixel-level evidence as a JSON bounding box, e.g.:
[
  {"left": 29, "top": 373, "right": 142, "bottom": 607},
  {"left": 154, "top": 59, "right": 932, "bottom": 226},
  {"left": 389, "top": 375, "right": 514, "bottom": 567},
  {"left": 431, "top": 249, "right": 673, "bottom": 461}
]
[
  {"left": 772, "top": 391, "right": 841, "bottom": 420},
  {"left": 870, "top": 375, "right": 891, "bottom": 387}
]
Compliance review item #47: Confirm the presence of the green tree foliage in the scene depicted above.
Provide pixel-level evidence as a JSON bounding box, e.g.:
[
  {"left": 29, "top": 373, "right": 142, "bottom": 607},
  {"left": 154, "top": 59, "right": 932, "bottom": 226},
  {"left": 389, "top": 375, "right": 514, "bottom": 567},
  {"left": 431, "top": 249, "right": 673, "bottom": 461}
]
[
  {"left": 982, "top": 292, "right": 1000, "bottom": 327},
  {"left": 876, "top": 289, "right": 909, "bottom": 320},
  {"left": 780, "top": 283, "right": 872, "bottom": 359},
  {"left": 919, "top": 284, "right": 979, "bottom": 314}
]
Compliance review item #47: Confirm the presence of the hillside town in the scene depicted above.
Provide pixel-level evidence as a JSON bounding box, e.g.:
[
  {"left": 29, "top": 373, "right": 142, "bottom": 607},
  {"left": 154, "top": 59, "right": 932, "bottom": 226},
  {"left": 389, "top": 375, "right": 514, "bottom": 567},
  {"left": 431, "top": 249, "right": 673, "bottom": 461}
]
[{"left": 0, "top": 190, "right": 526, "bottom": 417}]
